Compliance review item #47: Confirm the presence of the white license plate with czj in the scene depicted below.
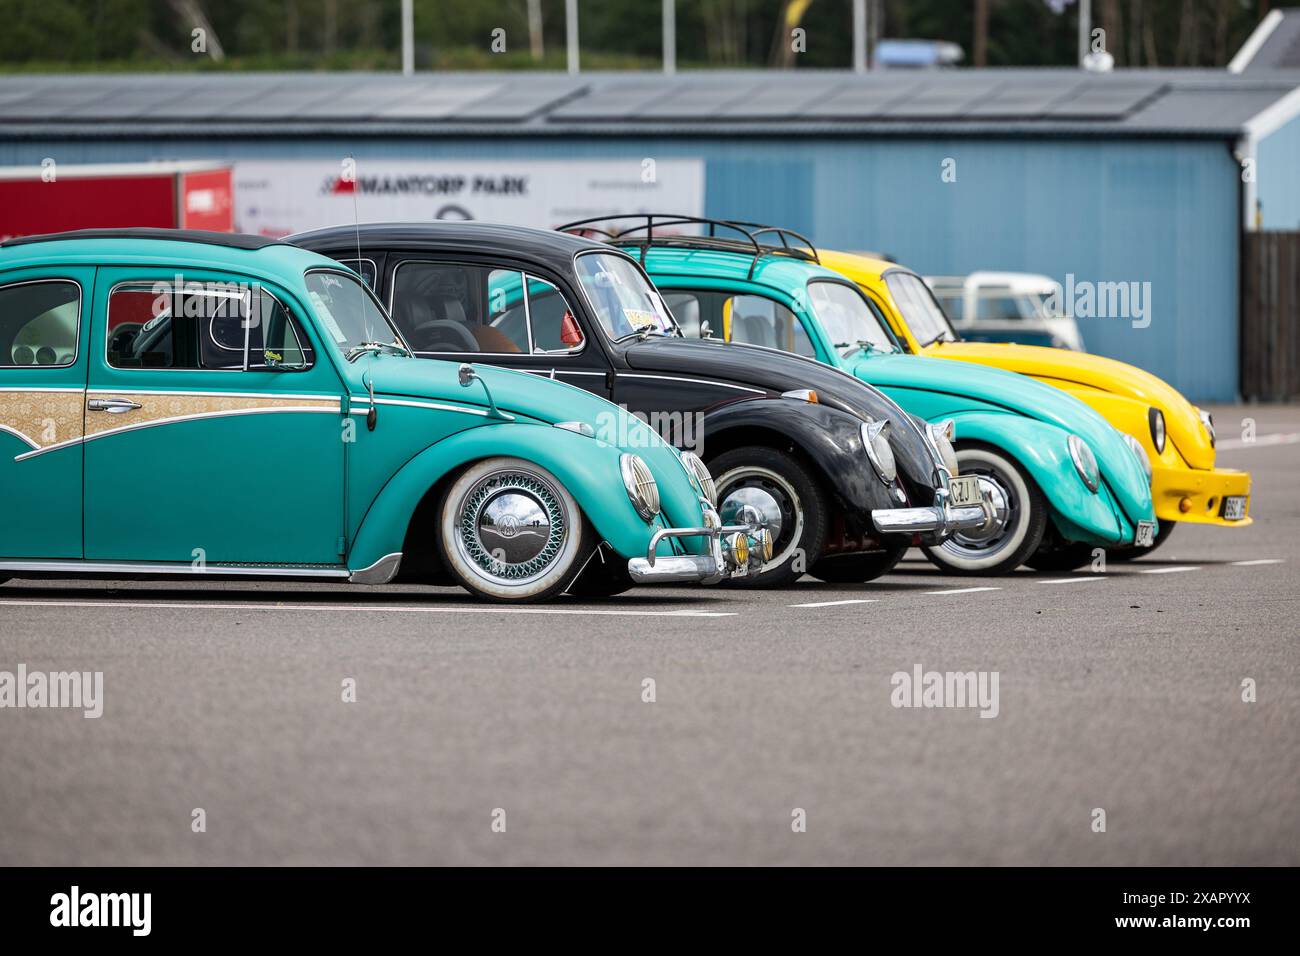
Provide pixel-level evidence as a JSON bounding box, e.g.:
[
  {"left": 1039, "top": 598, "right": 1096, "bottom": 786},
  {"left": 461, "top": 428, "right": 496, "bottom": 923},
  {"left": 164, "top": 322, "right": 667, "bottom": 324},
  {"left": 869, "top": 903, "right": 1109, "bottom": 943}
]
[
  {"left": 1223, "top": 496, "right": 1248, "bottom": 521},
  {"left": 1135, "top": 520, "right": 1156, "bottom": 548},
  {"left": 948, "top": 475, "right": 982, "bottom": 507}
]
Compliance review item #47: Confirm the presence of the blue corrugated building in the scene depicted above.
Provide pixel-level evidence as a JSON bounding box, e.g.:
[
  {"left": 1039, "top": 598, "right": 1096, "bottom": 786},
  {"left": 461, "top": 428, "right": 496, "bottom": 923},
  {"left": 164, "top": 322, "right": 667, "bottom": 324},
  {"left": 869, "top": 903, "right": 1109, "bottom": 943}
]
[{"left": 1, "top": 68, "right": 1298, "bottom": 401}]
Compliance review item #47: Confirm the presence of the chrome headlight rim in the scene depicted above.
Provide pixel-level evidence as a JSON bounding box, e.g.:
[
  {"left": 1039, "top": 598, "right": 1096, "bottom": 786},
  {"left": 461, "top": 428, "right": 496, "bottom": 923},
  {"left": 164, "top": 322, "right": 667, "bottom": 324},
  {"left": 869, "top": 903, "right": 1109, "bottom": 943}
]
[
  {"left": 678, "top": 450, "right": 718, "bottom": 508},
  {"left": 1198, "top": 408, "right": 1216, "bottom": 448},
  {"left": 925, "top": 418, "right": 960, "bottom": 480},
  {"left": 1148, "top": 407, "right": 1166, "bottom": 455},
  {"left": 619, "top": 453, "right": 661, "bottom": 522},
  {"left": 1067, "top": 434, "right": 1100, "bottom": 493},
  {"left": 1123, "top": 433, "right": 1153, "bottom": 483},
  {"left": 861, "top": 419, "right": 897, "bottom": 485}
]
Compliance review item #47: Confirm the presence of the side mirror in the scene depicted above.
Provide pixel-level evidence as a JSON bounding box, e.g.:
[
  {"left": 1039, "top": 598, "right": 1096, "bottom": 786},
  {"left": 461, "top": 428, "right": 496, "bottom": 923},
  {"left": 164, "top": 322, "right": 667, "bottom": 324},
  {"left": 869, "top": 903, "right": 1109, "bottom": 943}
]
[
  {"left": 458, "top": 363, "right": 476, "bottom": 388},
  {"left": 457, "top": 363, "right": 512, "bottom": 421}
]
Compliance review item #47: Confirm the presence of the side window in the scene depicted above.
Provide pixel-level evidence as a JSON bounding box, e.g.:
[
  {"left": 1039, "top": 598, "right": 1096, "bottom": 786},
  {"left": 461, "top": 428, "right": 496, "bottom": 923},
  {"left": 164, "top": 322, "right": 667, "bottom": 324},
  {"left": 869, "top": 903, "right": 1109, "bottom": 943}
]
[
  {"left": 106, "top": 283, "right": 313, "bottom": 371},
  {"left": 339, "top": 258, "right": 378, "bottom": 290},
  {"left": 390, "top": 262, "right": 529, "bottom": 354},
  {"left": 662, "top": 292, "right": 705, "bottom": 338},
  {"left": 0, "top": 280, "right": 80, "bottom": 367},
  {"left": 725, "top": 293, "right": 815, "bottom": 358},
  {"left": 526, "top": 276, "right": 584, "bottom": 353}
]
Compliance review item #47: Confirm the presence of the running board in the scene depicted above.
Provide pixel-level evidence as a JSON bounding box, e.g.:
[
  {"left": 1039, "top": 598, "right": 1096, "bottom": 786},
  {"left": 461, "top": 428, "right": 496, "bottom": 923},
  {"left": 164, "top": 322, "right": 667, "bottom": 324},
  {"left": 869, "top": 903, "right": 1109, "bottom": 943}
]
[{"left": 0, "top": 559, "right": 350, "bottom": 579}]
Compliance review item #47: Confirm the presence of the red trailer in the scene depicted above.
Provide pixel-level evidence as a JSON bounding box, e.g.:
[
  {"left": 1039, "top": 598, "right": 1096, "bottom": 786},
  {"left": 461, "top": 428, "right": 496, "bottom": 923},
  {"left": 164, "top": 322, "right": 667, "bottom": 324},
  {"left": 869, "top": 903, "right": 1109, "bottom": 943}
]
[{"left": 0, "top": 161, "right": 234, "bottom": 241}]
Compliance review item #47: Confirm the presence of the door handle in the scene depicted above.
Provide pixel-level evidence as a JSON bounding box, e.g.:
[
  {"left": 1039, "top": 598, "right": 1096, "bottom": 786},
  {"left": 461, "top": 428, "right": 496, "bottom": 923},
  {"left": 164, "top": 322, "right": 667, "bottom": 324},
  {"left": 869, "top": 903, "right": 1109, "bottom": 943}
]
[{"left": 87, "top": 398, "right": 142, "bottom": 414}]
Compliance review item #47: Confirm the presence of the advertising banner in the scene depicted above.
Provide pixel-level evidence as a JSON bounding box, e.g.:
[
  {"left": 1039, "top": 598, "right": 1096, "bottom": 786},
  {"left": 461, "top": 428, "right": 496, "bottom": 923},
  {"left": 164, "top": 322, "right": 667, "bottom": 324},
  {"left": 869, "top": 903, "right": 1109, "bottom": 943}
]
[{"left": 234, "top": 158, "right": 705, "bottom": 237}]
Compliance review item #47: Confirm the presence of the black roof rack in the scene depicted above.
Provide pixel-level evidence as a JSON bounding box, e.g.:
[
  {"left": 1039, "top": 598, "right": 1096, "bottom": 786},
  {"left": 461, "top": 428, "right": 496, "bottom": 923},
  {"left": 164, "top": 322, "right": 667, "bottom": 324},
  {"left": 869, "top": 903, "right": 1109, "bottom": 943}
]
[
  {"left": 0, "top": 228, "right": 284, "bottom": 251},
  {"left": 555, "top": 214, "right": 818, "bottom": 280}
]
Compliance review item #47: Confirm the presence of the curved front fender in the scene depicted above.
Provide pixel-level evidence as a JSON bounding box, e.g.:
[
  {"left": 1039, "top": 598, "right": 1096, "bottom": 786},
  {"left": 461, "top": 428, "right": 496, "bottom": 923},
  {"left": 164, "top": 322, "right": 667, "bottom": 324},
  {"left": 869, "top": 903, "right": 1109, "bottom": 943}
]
[
  {"left": 949, "top": 411, "right": 1135, "bottom": 546},
  {"left": 348, "top": 423, "right": 704, "bottom": 572},
  {"left": 703, "top": 398, "right": 905, "bottom": 537}
]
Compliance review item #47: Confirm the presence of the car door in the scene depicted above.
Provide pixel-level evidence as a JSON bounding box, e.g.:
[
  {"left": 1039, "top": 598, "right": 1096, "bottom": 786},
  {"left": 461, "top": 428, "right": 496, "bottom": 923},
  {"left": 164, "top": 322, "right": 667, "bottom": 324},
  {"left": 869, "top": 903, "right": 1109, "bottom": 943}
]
[
  {"left": 83, "top": 267, "right": 346, "bottom": 565},
  {"left": 383, "top": 255, "right": 612, "bottom": 399},
  {"left": 0, "top": 267, "right": 93, "bottom": 559}
]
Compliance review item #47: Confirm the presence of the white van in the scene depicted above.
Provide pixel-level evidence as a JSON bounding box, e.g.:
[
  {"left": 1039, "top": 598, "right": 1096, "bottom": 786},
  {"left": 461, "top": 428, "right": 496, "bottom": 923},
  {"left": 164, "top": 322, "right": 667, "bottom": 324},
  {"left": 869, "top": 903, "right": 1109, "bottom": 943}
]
[{"left": 926, "top": 272, "right": 1085, "bottom": 352}]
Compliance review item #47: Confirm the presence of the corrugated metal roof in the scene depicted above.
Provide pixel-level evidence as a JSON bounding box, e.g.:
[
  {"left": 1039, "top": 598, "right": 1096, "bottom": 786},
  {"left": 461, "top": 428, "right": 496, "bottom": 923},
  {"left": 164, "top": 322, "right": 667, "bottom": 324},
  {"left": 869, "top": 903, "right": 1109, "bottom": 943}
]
[{"left": 0, "top": 68, "right": 1296, "bottom": 139}]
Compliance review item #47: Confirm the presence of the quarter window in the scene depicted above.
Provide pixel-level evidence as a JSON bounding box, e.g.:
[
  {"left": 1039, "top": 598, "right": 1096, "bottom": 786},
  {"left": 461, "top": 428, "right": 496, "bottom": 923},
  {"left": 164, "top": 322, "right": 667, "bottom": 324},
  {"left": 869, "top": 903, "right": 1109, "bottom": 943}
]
[
  {"left": 106, "top": 282, "right": 313, "bottom": 371},
  {"left": 525, "top": 276, "right": 584, "bottom": 352},
  {"left": 0, "top": 280, "right": 80, "bottom": 367}
]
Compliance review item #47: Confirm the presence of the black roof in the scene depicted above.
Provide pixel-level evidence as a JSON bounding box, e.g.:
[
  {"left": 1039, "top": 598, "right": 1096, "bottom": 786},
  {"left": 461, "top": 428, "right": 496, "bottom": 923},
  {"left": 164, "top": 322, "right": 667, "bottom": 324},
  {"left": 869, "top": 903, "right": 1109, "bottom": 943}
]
[
  {"left": 0, "top": 228, "right": 284, "bottom": 250},
  {"left": 288, "top": 221, "right": 613, "bottom": 272}
]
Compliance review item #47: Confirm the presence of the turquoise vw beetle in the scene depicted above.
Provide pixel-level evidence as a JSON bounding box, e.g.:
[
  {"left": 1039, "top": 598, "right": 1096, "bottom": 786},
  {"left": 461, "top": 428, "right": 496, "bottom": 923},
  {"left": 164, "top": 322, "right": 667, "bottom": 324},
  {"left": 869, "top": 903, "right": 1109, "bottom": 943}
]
[
  {"left": 564, "top": 216, "right": 1157, "bottom": 576},
  {"left": 0, "top": 229, "right": 765, "bottom": 602}
]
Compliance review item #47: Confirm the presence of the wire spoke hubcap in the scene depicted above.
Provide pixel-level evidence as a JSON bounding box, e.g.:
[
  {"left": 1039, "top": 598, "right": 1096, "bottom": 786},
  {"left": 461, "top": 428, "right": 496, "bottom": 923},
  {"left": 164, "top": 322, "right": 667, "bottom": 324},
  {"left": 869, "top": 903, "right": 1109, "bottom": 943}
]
[{"left": 459, "top": 473, "right": 566, "bottom": 583}]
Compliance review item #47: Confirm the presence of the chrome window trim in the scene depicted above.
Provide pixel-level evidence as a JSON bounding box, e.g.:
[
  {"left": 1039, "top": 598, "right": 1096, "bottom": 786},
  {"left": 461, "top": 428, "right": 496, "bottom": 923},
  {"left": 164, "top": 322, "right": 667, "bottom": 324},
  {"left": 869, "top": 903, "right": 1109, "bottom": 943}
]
[
  {"left": 0, "top": 277, "right": 84, "bottom": 369},
  {"left": 337, "top": 257, "right": 379, "bottom": 289},
  {"left": 387, "top": 258, "right": 586, "bottom": 359},
  {"left": 103, "top": 279, "right": 315, "bottom": 373},
  {"left": 523, "top": 273, "right": 585, "bottom": 356},
  {"left": 617, "top": 372, "right": 766, "bottom": 395}
]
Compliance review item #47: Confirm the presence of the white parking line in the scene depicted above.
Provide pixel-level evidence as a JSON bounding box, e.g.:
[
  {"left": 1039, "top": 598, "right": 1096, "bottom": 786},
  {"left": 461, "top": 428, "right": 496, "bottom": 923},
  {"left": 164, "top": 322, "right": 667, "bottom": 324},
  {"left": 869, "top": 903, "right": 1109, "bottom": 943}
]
[
  {"left": 1036, "top": 576, "right": 1107, "bottom": 584},
  {"left": 1231, "top": 559, "right": 1285, "bottom": 566},
  {"left": 0, "top": 598, "right": 736, "bottom": 618},
  {"left": 1217, "top": 432, "right": 1300, "bottom": 451},
  {"left": 926, "top": 586, "right": 1002, "bottom": 595},
  {"left": 1137, "top": 566, "right": 1200, "bottom": 574},
  {"left": 789, "top": 598, "right": 879, "bottom": 608}
]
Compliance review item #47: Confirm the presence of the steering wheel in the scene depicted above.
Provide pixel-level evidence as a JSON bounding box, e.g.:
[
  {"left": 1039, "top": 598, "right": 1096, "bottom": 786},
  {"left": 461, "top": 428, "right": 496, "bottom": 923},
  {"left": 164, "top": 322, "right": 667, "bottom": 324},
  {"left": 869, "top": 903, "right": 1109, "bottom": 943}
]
[{"left": 409, "top": 320, "right": 480, "bottom": 353}]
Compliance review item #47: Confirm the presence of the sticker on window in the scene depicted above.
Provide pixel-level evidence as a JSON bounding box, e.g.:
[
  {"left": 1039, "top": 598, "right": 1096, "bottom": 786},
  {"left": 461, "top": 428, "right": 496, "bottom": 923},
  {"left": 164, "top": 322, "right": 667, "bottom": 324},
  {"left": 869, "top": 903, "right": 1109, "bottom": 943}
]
[{"left": 308, "top": 290, "right": 349, "bottom": 345}]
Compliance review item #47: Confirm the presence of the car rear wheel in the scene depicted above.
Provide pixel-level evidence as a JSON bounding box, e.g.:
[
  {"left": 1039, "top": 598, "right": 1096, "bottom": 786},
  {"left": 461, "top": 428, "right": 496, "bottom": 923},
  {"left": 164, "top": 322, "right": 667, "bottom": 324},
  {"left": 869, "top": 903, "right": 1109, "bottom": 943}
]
[
  {"left": 1107, "top": 520, "right": 1176, "bottom": 561},
  {"left": 921, "top": 444, "right": 1047, "bottom": 576},
  {"left": 709, "top": 446, "right": 827, "bottom": 588},
  {"left": 810, "top": 541, "right": 909, "bottom": 584},
  {"left": 438, "top": 457, "right": 587, "bottom": 603}
]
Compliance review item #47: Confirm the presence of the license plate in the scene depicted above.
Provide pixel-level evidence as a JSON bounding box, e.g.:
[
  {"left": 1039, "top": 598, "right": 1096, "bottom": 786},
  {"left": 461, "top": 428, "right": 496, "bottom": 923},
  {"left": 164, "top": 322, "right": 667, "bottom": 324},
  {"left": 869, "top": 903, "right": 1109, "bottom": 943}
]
[
  {"left": 1135, "top": 520, "right": 1156, "bottom": 548},
  {"left": 1222, "top": 496, "right": 1248, "bottom": 521},
  {"left": 947, "top": 475, "right": 982, "bottom": 507}
]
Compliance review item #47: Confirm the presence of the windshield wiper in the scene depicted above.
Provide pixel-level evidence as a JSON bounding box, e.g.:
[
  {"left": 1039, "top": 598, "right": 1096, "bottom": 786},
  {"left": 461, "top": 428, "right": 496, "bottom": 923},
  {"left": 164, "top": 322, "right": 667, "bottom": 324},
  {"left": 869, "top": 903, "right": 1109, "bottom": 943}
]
[
  {"left": 345, "top": 341, "right": 410, "bottom": 362},
  {"left": 614, "top": 323, "right": 667, "bottom": 343}
]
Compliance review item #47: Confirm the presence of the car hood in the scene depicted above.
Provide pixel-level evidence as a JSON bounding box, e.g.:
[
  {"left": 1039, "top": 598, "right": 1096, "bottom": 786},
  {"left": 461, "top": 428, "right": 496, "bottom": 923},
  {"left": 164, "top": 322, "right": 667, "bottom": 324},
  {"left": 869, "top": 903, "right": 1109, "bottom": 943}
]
[
  {"left": 848, "top": 352, "right": 1153, "bottom": 519},
  {"left": 622, "top": 336, "right": 942, "bottom": 497},
  {"left": 928, "top": 340, "right": 1213, "bottom": 469}
]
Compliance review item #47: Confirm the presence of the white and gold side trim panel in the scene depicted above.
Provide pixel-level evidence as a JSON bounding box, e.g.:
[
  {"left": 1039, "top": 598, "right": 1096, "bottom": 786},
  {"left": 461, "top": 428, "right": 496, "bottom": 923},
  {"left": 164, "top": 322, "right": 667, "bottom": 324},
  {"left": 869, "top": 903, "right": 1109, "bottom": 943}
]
[
  {"left": 5, "top": 389, "right": 342, "bottom": 462},
  {"left": 0, "top": 387, "right": 85, "bottom": 454}
]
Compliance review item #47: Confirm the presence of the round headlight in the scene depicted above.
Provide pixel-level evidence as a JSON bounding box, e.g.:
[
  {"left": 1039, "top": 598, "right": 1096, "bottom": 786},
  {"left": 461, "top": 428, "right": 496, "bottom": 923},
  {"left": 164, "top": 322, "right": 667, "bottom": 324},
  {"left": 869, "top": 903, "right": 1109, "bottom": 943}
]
[
  {"left": 926, "top": 418, "right": 960, "bottom": 478},
  {"left": 1148, "top": 407, "right": 1166, "bottom": 455},
  {"left": 1123, "top": 433, "right": 1152, "bottom": 483},
  {"left": 1067, "top": 434, "right": 1100, "bottom": 493},
  {"left": 619, "top": 453, "right": 660, "bottom": 521},
  {"left": 679, "top": 450, "right": 717, "bottom": 507},
  {"left": 861, "top": 419, "right": 897, "bottom": 484}
]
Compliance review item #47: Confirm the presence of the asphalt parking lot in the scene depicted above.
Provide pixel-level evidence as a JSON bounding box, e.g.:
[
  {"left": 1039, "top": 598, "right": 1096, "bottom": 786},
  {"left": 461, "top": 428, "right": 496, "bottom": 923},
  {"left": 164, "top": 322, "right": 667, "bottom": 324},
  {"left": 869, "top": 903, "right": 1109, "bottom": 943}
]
[{"left": 1, "top": 403, "right": 1296, "bottom": 866}]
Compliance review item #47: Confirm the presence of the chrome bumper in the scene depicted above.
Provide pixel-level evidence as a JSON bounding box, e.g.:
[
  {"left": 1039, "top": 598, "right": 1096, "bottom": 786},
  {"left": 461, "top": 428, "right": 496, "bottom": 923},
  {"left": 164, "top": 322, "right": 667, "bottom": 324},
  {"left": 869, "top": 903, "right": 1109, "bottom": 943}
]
[
  {"left": 627, "top": 502, "right": 767, "bottom": 585},
  {"left": 872, "top": 494, "right": 997, "bottom": 545}
]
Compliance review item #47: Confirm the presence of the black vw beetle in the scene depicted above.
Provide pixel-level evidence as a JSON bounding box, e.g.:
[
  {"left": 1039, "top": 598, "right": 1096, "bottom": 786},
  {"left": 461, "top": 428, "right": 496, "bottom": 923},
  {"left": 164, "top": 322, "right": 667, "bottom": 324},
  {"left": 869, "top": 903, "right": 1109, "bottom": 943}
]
[{"left": 290, "top": 222, "right": 993, "bottom": 586}]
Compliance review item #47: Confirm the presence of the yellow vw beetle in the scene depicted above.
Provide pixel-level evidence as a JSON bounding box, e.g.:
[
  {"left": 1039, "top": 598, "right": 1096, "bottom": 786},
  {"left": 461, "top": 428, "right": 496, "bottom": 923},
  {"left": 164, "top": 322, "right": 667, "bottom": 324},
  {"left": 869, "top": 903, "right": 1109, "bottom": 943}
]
[{"left": 818, "top": 249, "right": 1251, "bottom": 557}]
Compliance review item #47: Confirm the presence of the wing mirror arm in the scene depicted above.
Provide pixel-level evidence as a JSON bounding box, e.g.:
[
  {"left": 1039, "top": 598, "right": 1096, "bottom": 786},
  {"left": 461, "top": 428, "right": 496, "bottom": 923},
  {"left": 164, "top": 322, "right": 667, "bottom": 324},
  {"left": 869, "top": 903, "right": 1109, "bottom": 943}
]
[{"left": 458, "top": 364, "right": 512, "bottom": 421}]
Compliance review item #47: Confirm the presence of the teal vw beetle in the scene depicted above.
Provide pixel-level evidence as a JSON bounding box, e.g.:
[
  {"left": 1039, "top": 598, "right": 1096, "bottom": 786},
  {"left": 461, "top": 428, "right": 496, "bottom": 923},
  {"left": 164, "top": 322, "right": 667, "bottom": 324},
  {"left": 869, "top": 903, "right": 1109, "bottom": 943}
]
[
  {"left": 563, "top": 216, "right": 1157, "bottom": 576},
  {"left": 0, "top": 229, "right": 766, "bottom": 602}
]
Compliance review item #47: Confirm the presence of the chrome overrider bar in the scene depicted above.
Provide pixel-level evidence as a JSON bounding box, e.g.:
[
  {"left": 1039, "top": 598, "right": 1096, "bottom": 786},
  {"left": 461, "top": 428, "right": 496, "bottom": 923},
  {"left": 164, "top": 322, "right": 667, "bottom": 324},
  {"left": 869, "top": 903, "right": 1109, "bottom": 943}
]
[
  {"left": 871, "top": 482, "right": 1000, "bottom": 546},
  {"left": 628, "top": 500, "right": 772, "bottom": 585}
]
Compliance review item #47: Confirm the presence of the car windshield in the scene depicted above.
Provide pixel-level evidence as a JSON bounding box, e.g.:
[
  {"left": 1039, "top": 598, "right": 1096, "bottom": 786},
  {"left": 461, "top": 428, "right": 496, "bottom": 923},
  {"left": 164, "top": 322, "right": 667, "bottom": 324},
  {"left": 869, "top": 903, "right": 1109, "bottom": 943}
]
[
  {"left": 575, "top": 252, "right": 676, "bottom": 340},
  {"left": 886, "top": 271, "right": 958, "bottom": 346},
  {"left": 806, "top": 280, "right": 899, "bottom": 356},
  {"left": 304, "top": 269, "right": 407, "bottom": 357}
]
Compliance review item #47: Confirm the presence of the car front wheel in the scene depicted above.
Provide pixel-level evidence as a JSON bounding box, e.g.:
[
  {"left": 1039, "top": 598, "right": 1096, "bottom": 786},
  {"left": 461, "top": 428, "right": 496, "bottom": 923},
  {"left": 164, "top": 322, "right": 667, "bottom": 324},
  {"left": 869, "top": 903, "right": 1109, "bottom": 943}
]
[
  {"left": 709, "top": 446, "right": 828, "bottom": 588},
  {"left": 438, "top": 457, "right": 587, "bottom": 602},
  {"left": 921, "top": 443, "right": 1047, "bottom": 576}
]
